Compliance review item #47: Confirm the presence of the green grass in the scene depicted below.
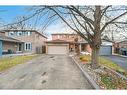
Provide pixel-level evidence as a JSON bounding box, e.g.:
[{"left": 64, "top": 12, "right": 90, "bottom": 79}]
[
  {"left": 0, "top": 54, "right": 38, "bottom": 71},
  {"left": 100, "top": 73, "right": 127, "bottom": 89}
]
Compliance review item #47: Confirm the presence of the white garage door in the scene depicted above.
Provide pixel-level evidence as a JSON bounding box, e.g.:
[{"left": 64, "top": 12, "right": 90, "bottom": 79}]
[
  {"left": 99, "top": 46, "right": 112, "bottom": 55},
  {"left": 47, "top": 45, "right": 68, "bottom": 54}
]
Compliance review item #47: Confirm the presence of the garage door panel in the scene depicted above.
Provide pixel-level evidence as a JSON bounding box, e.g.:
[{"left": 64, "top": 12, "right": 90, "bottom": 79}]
[
  {"left": 47, "top": 45, "right": 68, "bottom": 54},
  {"left": 99, "top": 46, "right": 112, "bottom": 55}
]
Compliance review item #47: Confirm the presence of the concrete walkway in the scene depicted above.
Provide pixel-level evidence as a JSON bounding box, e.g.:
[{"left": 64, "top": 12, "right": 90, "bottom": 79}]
[
  {"left": 0, "top": 55, "right": 92, "bottom": 89},
  {"left": 103, "top": 55, "right": 127, "bottom": 70}
]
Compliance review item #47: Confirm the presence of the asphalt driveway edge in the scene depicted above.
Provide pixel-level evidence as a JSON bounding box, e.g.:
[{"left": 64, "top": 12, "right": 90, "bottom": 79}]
[{"left": 70, "top": 56, "right": 100, "bottom": 89}]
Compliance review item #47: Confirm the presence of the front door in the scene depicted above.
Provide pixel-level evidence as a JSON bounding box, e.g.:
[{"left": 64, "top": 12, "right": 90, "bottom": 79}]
[{"left": 18, "top": 43, "right": 22, "bottom": 51}]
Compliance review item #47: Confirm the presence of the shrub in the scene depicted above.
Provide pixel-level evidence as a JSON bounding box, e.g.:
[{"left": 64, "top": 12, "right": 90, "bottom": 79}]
[{"left": 79, "top": 55, "right": 91, "bottom": 62}]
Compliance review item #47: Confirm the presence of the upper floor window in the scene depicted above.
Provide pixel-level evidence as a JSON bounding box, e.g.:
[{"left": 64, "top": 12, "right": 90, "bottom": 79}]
[
  {"left": 8, "top": 32, "right": 14, "bottom": 36},
  {"left": 8, "top": 31, "right": 32, "bottom": 36},
  {"left": 28, "top": 31, "right": 31, "bottom": 36},
  {"left": 17, "top": 31, "right": 22, "bottom": 36},
  {"left": 58, "top": 35, "right": 60, "bottom": 39},
  {"left": 24, "top": 31, "right": 31, "bottom": 36}
]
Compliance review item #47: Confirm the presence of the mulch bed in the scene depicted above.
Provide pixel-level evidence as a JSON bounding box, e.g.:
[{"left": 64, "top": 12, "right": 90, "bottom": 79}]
[{"left": 74, "top": 55, "right": 127, "bottom": 89}]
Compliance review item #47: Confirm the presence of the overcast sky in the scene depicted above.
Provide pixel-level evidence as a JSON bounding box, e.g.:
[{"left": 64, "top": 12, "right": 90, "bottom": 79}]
[
  {"left": 0, "top": 6, "right": 127, "bottom": 41},
  {"left": 0, "top": 6, "right": 74, "bottom": 39}
]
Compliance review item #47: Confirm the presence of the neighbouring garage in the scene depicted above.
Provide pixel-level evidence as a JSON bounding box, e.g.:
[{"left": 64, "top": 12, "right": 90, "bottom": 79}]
[
  {"left": 46, "top": 40, "right": 69, "bottom": 55},
  {"left": 99, "top": 40, "right": 113, "bottom": 56},
  {"left": 99, "top": 45, "right": 112, "bottom": 55}
]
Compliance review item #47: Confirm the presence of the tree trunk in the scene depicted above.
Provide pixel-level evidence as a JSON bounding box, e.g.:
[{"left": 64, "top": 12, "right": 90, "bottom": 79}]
[{"left": 91, "top": 47, "right": 100, "bottom": 69}]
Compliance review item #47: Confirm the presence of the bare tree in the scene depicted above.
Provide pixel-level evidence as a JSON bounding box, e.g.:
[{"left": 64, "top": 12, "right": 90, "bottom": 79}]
[
  {"left": 38, "top": 5, "right": 127, "bottom": 69},
  {"left": 3, "top": 6, "right": 127, "bottom": 69}
]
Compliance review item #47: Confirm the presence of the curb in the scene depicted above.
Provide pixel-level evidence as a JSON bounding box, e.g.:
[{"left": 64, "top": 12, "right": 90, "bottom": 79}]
[
  {"left": 71, "top": 56, "right": 100, "bottom": 89},
  {"left": 102, "top": 65, "right": 127, "bottom": 81}
]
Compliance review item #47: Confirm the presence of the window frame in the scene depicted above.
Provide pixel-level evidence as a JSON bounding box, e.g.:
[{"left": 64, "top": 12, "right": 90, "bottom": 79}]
[{"left": 24, "top": 42, "right": 32, "bottom": 51}]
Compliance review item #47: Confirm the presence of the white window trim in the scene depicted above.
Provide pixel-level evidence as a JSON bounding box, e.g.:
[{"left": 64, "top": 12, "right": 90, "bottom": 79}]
[
  {"left": 17, "top": 31, "right": 23, "bottom": 36},
  {"left": 9, "top": 31, "right": 14, "bottom": 36},
  {"left": 24, "top": 42, "right": 32, "bottom": 51}
]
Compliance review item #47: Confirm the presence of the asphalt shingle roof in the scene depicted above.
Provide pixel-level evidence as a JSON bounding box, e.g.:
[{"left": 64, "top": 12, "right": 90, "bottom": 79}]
[{"left": 0, "top": 35, "right": 23, "bottom": 43}]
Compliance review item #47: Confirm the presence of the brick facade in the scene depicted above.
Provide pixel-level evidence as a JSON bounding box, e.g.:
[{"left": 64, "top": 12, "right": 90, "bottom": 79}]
[
  {"left": 2, "top": 41, "right": 19, "bottom": 53},
  {"left": 51, "top": 33, "right": 92, "bottom": 53}
]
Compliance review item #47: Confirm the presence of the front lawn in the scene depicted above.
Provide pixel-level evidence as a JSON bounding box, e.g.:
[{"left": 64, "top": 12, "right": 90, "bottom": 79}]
[
  {"left": 0, "top": 54, "right": 38, "bottom": 71},
  {"left": 79, "top": 55, "right": 127, "bottom": 76},
  {"left": 79, "top": 55, "right": 127, "bottom": 89}
]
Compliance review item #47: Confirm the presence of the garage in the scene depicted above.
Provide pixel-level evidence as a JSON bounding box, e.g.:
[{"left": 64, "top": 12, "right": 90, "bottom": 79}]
[
  {"left": 99, "top": 40, "right": 113, "bottom": 56},
  {"left": 47, "top": 45, "right": 68, "bottom": 54},
  {"left": 46, "top": 40, "right": 69, "bottom": 55},
  {"left": 99, "top": 45, "right": 112, "bottom": 55}
]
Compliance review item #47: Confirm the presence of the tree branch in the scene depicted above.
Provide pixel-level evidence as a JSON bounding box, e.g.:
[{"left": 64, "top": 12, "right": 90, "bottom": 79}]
[{"left": 101, "top": 11, "right": 127, "bottom": 33}]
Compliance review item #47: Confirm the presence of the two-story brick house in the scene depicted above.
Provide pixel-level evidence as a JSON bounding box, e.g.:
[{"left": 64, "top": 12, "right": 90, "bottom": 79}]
[
  {"left": 46, "top": 33, "right": 113, "bottom": 55},
  {"left": 46, "top": 33, "right": 92, "bottom": 54},
  {"left": 0, "top": 29, "right": 47, "bottom": 55},
  {"left": 52, "top": 33, "right": 92, "bottom": 52}
]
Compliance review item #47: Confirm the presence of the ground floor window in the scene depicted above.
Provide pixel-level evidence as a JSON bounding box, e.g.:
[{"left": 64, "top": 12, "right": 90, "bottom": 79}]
[{"left": 25, "top": 43, "right": 32, "bottom": 51}]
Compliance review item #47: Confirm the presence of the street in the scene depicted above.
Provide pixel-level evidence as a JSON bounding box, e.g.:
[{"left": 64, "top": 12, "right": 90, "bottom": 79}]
[{"left": 102, "top": 55, "right": 127, "bottom": 70}]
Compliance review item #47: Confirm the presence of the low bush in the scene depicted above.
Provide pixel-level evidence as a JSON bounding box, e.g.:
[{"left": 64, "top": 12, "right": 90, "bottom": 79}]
[{"left": 79, "top": 55, "right": 91, "bottom": 62}]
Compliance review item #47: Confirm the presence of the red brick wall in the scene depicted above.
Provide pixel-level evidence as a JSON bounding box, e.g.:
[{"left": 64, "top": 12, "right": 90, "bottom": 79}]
[
  {"left": 52, "top": 34, "right": 84, "bottom": 42},
  {"left": 3, "top": 41, "right": 18, "bottom": 53},
  {"left": 52, "top": 34, "right": 92, "bottom": 53}
]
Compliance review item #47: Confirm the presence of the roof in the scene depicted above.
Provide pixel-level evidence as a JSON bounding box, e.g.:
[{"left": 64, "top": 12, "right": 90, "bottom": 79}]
[
  {"left": 46, "top": 39, "right": 70, "bottom": 44},
  {"left": 0, "top": 35, "right": 23, "bottom": 43},
  {"left": 52, "top": 33, "right": 77, "bottom": 35},
  {"left": 1, "top": 29, "right": 47, "bottom": 39}
]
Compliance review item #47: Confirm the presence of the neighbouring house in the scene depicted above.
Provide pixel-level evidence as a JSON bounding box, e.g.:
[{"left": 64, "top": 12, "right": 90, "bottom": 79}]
[
  {"left": 114, "top": 40, "right": 127, "bottom": 55},
  {"left": 0, "top": 32, "right": 23, "bottom": 56},
  {"left": 46, "top": 32, "right": 113, "bottom": 55},
  {"left": 0, "top": 29, "right": 47, "bottom": 55}
]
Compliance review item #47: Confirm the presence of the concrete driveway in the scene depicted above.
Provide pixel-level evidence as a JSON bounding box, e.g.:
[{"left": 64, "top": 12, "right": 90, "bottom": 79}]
[
  {"left": 0, "top": 55, "right": 92, "bottom": 89},
  {"left": 102, "top": 55, "right": 127, "bottom": 70}
]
